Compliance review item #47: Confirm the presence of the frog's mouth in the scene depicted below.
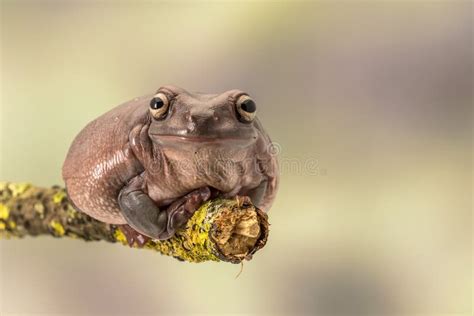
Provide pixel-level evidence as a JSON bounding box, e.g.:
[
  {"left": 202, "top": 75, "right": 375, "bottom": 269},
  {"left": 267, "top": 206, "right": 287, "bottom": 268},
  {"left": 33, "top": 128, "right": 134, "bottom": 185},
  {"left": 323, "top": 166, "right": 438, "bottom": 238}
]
[{"left": 151, "top": 134, "right": 253, "bottom": 144}]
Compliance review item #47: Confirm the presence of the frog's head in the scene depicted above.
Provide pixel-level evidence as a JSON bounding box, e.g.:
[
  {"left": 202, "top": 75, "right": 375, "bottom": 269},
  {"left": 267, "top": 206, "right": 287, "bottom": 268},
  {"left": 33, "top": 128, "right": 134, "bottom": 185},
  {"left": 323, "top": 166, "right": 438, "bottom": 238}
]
[{"left": 147, "top": 85, "right": 259, "bottom": 149}]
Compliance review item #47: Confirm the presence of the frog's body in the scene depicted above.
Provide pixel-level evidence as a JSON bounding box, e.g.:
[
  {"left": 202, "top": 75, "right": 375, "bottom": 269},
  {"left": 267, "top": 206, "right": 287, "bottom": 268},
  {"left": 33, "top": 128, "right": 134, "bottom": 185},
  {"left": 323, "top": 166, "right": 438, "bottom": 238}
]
[{"left": 62, "top": 85, "right": 278, "bottom": 242}]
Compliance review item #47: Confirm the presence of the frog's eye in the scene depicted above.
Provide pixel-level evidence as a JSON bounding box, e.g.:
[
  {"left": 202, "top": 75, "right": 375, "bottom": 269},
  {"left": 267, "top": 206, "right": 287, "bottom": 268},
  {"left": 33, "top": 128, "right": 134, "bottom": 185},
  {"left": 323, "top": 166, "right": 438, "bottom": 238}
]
[
  {"left": 236, "top": 95, "right": 257, "bottom": 122},
  {"left": 149, "top": 93, "right": 169, "bottom": 119}
]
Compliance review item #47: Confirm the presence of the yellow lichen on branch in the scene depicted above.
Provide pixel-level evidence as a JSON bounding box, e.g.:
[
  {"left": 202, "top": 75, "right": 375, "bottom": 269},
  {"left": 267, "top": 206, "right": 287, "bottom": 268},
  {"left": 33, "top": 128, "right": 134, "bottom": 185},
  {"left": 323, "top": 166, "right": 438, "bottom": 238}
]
[{"left": 0, "top": 182, "right": 269, "bottom": 263}]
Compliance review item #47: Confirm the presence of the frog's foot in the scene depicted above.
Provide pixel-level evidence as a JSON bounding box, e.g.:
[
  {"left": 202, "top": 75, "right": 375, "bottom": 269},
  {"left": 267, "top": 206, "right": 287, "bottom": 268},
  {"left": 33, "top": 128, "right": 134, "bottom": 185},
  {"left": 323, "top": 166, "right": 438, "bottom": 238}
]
[
  {"left": 118, "top": 184, "right": 169, "bottom": 241},
  {"left": 158, "top": 187, "right": 211, "bottom": 240},
  {"left": 119, "top": 224, "right": 151, "bottom": 248},
  {"left": 119, "top": 184, "right": 211, "bottom": 241}
]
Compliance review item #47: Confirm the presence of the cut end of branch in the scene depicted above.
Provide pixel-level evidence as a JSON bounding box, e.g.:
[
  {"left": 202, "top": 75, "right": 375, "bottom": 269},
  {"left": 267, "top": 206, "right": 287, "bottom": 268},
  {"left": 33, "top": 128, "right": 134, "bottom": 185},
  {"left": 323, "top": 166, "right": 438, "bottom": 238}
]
[{"left": 210, "top": 200, "right": 269, "bottom": 263}]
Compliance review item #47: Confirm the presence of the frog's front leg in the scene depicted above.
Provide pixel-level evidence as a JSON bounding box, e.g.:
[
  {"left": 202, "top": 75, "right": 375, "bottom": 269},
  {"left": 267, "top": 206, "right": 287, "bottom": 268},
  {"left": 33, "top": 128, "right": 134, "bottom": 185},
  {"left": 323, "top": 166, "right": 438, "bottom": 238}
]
[
  {"left": 118, "top": 175, "right": 211, "bottom": 242},
  {"left": 118, "top": 175, "right": 168, "bottom": 241}
]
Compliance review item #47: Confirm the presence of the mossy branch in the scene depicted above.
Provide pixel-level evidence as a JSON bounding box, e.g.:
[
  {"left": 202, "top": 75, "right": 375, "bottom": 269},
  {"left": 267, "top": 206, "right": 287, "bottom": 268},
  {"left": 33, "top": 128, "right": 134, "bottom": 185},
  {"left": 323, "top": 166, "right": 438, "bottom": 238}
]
[{"left": 0, "top": 182, "right": 269, "bottom": 263}]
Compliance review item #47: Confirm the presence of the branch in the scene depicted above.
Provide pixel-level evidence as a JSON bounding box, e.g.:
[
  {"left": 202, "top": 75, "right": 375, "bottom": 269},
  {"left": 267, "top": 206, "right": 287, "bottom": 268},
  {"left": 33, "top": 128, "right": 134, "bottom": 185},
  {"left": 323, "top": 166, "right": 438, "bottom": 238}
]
[{"left": 0, "top": 182, "right": 269, "bottom": 263}]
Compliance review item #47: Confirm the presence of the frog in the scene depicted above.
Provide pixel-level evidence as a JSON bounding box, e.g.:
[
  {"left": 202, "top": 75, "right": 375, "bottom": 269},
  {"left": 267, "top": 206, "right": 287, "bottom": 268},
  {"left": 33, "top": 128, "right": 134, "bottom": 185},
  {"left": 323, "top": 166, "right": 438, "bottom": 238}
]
[{"left": 62, "top": 85, "right": 279, "bottom": 246}]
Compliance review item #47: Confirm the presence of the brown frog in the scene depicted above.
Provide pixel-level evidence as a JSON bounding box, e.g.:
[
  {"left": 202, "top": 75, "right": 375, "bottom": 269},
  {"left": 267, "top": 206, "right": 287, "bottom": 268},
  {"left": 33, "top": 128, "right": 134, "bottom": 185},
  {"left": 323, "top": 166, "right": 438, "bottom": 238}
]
[{"left": 62, "top": 85, "right": 278, "bottom": 246}]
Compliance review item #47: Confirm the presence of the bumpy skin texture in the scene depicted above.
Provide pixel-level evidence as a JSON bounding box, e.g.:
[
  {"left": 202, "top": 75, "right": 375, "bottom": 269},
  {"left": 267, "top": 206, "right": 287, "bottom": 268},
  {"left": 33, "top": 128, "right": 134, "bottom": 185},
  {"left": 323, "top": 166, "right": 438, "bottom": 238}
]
[{"left": 62, "top": 85, "right": 278, "bottom": 240}]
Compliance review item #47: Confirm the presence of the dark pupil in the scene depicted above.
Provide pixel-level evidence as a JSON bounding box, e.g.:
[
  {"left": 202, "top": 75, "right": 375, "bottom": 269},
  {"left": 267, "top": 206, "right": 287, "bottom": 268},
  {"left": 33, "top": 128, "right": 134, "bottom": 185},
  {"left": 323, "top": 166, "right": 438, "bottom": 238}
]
[
  {"left": 241, "top": 99, "right": 256, "bottom": 113},
  {"left": 150, "top": 97, "right": 164, "bottom": 110}
]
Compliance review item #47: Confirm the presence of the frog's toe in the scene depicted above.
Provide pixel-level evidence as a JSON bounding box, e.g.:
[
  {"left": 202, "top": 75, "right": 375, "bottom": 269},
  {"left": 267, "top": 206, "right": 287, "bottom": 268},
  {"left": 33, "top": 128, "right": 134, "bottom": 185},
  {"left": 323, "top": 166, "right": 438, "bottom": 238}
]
[
  {"left": 155, "top": 187, "right": 212, "bottom": 240},
  {"left": 183, "top": 187, "right": 211, "bottom": 213},
  {"left": 119, "top": 224, "right": 151, "bottom": 247}
]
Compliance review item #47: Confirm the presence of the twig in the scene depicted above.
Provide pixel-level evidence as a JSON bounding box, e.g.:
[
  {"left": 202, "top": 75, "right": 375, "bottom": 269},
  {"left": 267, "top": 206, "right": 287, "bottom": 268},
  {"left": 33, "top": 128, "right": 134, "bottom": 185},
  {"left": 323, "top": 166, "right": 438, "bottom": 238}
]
[{"left": 0, "top": 182, "right": 269, "bottom": 263}]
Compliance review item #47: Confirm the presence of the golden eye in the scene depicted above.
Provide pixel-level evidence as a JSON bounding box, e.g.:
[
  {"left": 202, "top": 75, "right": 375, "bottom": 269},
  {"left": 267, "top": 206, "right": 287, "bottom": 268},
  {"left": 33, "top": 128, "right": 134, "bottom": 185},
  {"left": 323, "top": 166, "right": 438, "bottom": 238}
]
[
  {"left": 149, "top": 93, "right": 169, "bottom": 119},
  {"left": 236, "top": 95, "right": 257, "bottom": 122}
]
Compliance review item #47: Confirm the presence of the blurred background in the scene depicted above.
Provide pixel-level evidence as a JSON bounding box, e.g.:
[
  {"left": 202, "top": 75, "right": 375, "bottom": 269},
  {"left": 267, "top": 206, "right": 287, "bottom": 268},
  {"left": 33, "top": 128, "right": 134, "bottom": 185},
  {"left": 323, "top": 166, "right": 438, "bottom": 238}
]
[{"left": 0, "top": 1, "right": 472, "bottom": 315}]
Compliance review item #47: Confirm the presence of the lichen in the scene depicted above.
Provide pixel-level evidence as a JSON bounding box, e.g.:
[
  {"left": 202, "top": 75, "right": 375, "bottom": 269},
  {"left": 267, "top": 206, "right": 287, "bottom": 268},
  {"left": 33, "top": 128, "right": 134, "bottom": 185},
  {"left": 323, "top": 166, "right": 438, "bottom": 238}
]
[
  {"left": 0, "top": 204, "right": 9, "bottom": 220},
  {"left": 34, "top": 202, "right": 45, "bottom": 217},
  {"left": 53, "top": 191, "right": 66, "bottom": 204},
  {"left": 8, "top": 183, "right": 30, "bottom": 197},
  {"left": 142, "top": 201, "right": 220, "bottom": 263},
  {"left": 66, "top": 206, "right": 77, "bottom": 219},
  {"left": 113, "top": 227, "right": 128, "bottom": 245},
  {"left": 49, "top": 220, "right": 65, "bottom": 236}
]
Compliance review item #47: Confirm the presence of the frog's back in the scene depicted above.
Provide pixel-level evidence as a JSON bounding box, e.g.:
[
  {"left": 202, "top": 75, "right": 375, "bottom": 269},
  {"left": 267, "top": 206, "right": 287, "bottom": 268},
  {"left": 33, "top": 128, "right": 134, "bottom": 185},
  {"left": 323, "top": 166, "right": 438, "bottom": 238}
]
[{"left": 62, "top": 95, "right": 151, "bottom": 224}]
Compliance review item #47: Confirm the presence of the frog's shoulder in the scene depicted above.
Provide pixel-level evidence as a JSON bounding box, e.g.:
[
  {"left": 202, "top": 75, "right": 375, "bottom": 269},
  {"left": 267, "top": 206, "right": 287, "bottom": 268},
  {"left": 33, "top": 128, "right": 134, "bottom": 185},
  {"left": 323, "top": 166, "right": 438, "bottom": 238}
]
[{"left": 62, "top": 94, "right": 152, "bottom": 179}]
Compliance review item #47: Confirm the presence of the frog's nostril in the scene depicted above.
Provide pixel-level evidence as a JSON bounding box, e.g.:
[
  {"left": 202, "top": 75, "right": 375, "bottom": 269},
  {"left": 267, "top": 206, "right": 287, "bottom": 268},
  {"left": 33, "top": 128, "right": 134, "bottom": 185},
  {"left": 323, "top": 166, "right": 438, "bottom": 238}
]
[
  {"left": 188, "top": 113, "right": 213, "bottom": 125},
  {"left": 187, "top": 115, "right": 199, "bottom": 124},
  {"left": 184, "top": 112, "right": 192, "bottom": 122}
]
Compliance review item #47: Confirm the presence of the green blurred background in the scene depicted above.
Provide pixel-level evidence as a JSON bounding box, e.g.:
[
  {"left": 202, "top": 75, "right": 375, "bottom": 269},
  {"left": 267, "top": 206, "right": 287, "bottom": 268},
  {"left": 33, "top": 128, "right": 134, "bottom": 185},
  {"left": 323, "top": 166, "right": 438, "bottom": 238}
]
[{"left": 1, "top": 1, "right": 472, "bottom": 315}]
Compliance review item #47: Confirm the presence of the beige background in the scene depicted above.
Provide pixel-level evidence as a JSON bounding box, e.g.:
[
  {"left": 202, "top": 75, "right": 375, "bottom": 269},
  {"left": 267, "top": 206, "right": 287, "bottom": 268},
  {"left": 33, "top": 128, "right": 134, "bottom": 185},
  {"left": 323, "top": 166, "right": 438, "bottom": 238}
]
[{"left": 1, "top": 1, "right": 472, "bottom": 315}]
